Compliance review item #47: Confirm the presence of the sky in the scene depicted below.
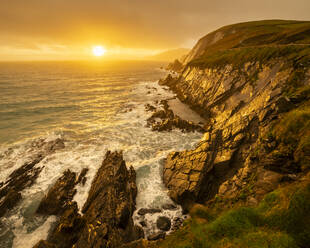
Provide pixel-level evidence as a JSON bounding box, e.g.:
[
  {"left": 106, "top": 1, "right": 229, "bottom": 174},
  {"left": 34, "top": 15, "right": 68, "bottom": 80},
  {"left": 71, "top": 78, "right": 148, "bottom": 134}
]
[{"left": 1, "top": 0, "right": 310, "bottom": 61}]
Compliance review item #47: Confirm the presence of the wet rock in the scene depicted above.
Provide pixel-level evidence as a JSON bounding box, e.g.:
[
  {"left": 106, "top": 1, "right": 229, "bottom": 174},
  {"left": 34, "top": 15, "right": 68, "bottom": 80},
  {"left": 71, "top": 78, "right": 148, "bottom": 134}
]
[
  {"left": 0, "top": 155, "right": 44, "bottom": 217},
  {"left": 36, "top": 170, "right": 77, "bottom": 215},
  {"left": 77, "top": 168, "right": 88, "bottom": 185},
  {"left": 145, "top": 104, "right": 156, "bottom": 112},
  {"left": 72, "top": 151, "right": 142, "bottom": 247},
  {"left": 45, "top": 202, "right": 86, "bottom": 248},
  {"left": 34, "top": 151, "right": 142, "bottom": 248},
  {"left": 161, "top": 203, "right": 177, "bottom": 210},
  {"left": 146, "top": 99, "right": 205, "bottom": 133},
  {"left": 147, "top": 232, "right": 166, "bottom": 241},
  {"left": 0, "top": 139, "right": 65, "bottom": 218},
  {"left": 137, "top": 208, "right": 161, "bottom": 215},
  {"left": 156, "top": 216, "right": 171, "bottom": 231},
  {"left": 0, "top": 189, "right": 22, "bottom": 217}
]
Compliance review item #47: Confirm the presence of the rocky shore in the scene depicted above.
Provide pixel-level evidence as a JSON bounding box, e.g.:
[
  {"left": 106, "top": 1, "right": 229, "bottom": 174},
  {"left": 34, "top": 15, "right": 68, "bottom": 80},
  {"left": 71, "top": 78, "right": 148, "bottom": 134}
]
[
  {"left": 1, "top": 19, "right": 310, "bottom": 248},
  {"left": 33, "top": 151, "right": 144, "bottom": 248}
]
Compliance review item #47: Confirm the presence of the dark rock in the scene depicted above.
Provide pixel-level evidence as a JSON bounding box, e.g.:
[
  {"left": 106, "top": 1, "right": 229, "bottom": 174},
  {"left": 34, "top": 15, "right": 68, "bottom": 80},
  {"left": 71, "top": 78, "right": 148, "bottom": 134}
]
[
  {"left": 0, "top": 189, "right": 22, "bottom": 216},
  {"left": 0, "top": 155, "right": 44, "bottom": 217},
  {"left": 137, "top": 208, "right": 161, "bottom": 215},
  {"left": 161, "top": 203, "right": 177, "bottom": 210},
  {"left": 45, "top": 202, "right": 86, "bottom": 248},
  {"left": 156, "top": 216, "right": 171, "bottom": 231},
  {"left": 36, "top": 170, "right": 77, "bottom": 215},
  {"left": 33, "top": 151, "right": 142, "bottom": 248},
  {"left": 145, "top": 104, "right": 156, "bottom": 112},
  {"left": 0, "top": 138, "right": 65, "bottom": 218},
  {"left": 146, "top": 99, "right": 205, "bottom": 133},
  {"left": 139, "top": 220, "right": 147, "bottom": 227},
  {"left": 33, "top": 240, "right": 56, "bottom": 248},
  {"left": 77, "top": 168, "right": 88, "bottom": 185},
  {"left": 147, "top": 232, "right": 166, "bottom": 241}
]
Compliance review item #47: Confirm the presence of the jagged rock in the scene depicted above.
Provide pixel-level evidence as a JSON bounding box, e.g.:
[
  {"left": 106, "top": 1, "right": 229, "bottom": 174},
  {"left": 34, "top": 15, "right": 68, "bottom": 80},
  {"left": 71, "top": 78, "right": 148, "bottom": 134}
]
[
  {"left": 77, "top": 168, "right": 88, "bottom": 185},
  {"left": 34, "top": 151, "right": 143, "bottom": 248},
  {"left": 36, "top": 170, "right": 77, "bottom": 215},
  {"left": 0, "top": 155, "right": 44, "bottom": 217},
  {"left": 44, "top": 202, "right": 86, "bottom": 248},
  {"left": 147, "top": 232, "right": 166, "bottom": 241},
  {"left": 156, "top": 216, "right": 171, "bottom": 231},
  {"left": 146, "top": 100, "right": 205, "bottom": 133},
  {"left": 137, "top": 208, "right": 161, "bottom": 215},
  {"left": 0, "top": 189, "right": 22, "bottom": 217},
  {"left": 0, "top": 139, "right": 65, "bottom": 217},
  {"left": 75, "top": 151, "right": 143, "bottom": 247}
]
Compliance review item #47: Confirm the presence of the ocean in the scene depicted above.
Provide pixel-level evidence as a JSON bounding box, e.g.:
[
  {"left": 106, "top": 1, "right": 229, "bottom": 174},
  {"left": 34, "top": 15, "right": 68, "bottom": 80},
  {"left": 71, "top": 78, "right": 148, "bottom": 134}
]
[{"left": 0, "top": 61, "right": 202, "bottom": 247}]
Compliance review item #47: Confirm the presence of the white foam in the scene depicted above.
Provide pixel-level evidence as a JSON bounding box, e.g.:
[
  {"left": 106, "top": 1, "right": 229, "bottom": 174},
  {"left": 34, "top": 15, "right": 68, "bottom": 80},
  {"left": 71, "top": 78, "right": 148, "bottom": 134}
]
[
  {"left": 0, "top": 80, "right": 201, "bottom": 245},
  {"left": 12, "top": 215, "right": 56, "bottom": 248}
]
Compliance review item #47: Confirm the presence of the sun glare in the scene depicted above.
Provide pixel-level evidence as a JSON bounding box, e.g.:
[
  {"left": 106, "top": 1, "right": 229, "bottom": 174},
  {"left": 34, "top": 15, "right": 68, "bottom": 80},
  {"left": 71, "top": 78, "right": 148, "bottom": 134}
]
[{"left": 92, "top": 46, "right": 106, "bottom": 57}]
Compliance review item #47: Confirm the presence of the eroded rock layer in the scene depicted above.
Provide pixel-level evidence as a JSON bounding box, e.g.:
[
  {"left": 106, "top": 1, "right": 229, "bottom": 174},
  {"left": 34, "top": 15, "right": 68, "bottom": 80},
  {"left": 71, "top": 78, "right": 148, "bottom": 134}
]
[{"left": 162, "top": 59, "right": 310, "bottom": 210}]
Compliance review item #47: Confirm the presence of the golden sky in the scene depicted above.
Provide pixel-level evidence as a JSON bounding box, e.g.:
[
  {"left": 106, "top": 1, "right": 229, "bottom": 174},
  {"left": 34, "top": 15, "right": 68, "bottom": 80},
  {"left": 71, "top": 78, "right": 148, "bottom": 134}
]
[{"left": 1, "top": 0, "right": 310, "bottom": 61}]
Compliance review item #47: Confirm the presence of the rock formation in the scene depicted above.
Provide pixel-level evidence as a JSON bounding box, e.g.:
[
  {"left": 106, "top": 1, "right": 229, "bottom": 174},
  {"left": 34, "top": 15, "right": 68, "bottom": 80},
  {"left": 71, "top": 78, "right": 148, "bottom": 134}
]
[
  {"left": 161, "top": 20, "right": 310, "bottom": 211},
  {"left": 0, "top": 138, "right": 65, "bottom": 217},
  {"left": 34, "top": 151, "right": 143, "bottom": 248}
]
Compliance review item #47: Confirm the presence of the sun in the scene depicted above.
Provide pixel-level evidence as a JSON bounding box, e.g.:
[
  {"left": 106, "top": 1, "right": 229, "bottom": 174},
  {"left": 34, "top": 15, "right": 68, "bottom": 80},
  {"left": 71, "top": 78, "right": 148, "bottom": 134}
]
[{"left": 92, "top": 46, "right": 106, "bottom": 57}]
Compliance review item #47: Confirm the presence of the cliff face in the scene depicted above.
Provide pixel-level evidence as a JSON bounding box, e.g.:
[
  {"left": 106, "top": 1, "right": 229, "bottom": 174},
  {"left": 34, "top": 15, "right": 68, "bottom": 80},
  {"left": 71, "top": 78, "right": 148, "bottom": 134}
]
[{"left": 160, "top": 20, "right": 310, "bottom": 211}]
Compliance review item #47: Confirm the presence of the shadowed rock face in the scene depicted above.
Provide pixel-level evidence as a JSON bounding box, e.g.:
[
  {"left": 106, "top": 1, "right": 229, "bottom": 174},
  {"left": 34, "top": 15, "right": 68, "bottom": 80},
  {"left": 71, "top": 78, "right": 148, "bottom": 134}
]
[
  {"left": 161, "top": 59, "right": 310, "bottom": 210},
  {"left": 34, "top": 151, "right": 143, "bottom": 248}
]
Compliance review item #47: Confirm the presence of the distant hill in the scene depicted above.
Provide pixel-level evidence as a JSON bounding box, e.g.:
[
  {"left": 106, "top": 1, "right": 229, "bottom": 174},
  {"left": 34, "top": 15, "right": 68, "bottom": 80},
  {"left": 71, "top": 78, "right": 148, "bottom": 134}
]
[{"left": 145, "top": 48, "right": 190, "bottom": 61}]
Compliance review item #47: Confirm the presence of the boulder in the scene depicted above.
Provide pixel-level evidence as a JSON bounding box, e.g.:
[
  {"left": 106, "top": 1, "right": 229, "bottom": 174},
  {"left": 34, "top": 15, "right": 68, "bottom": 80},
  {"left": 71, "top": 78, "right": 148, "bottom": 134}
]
[{"left": 156, "top": 216, "right": 171, "bottom": 231}]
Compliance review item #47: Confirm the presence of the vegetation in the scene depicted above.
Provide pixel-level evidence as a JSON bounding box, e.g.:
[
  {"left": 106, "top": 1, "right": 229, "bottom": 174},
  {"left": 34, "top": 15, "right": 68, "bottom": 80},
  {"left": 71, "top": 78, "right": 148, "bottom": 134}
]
[
  {"left": 156, "top": 20, "right": 310, "bottom": 248},
  {"left": 188, "top": 20, "right": 310, "bottom": 69},
  {"left": 272, "top": 104, "right": 310, "bottom": 170},
  {"left": 157, "top": 176, "right": 310, "bottom": 248}
]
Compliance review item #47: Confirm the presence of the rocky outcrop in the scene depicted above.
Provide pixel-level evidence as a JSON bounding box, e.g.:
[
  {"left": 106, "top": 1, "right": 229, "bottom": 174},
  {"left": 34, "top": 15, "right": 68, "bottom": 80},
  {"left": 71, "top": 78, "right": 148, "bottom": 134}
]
[
  {"left": 146, "top": 100, "right": 205, "bottom": 133},
  {"left": 34, "top": 151, "right": 143, "bottom": 248},
  {"left": 162, "top": 49, "right": 310, "bottom": 210},
  {"left": 36, "top": 169, "right": 82, "bottom": 216},
  {"left": 0, "top": 138, "right": 65, "bottom": 217}
]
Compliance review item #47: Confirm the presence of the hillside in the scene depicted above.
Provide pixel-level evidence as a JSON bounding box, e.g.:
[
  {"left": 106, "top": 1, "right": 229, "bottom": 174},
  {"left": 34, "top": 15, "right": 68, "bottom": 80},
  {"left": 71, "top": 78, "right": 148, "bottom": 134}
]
[{"left": 153, "top": 20, "right": 310, "bottom": 248}]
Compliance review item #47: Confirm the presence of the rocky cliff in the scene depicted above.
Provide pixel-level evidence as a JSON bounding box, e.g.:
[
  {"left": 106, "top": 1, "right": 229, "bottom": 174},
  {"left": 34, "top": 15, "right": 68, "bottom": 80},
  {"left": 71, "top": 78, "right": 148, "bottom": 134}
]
[{"left": 156, "top": 20, "right": 310, "bottom": 248}]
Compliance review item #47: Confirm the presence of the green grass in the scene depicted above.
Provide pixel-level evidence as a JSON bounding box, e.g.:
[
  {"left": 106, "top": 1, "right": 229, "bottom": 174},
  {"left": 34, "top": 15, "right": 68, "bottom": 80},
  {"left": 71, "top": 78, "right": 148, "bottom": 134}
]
[
  {"left": 158, "top": 177, "right": 310, "bottom": 248},
  {"left": 272, "top": 105, "right": 310, "bottom": 170},
  {"left": 186, "top": 20, "right": 310, "bottom": 70},
  {"left": 189, "top": 45, "right": 310, "bottom": 70}
]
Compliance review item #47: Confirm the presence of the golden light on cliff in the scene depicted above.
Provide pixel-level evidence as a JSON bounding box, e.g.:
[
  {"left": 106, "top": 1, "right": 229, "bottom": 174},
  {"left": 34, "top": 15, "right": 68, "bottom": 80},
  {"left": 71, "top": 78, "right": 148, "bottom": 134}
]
[{"left": 92, "top": 46, "right": 106, "bottom": 56}]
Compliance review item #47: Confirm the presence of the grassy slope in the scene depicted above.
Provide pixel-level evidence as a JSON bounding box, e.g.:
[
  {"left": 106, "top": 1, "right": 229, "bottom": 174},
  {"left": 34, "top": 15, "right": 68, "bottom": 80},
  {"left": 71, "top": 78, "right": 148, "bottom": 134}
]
[
  {"left": 156, "top": 20, "right": 310, "bottom": 248},
  {"left": 188, "top": 20, "right": 310, "bottom": 69},
  {"left": 158, "top": 174, "right": 310, "bottom": 248}
]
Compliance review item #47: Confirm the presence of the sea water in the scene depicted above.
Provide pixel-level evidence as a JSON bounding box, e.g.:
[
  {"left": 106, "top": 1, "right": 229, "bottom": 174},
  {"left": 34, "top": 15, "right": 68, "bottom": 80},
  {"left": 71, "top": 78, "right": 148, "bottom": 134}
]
[{"left": 0, "top": 61, "right": 201, "bottom": 247}]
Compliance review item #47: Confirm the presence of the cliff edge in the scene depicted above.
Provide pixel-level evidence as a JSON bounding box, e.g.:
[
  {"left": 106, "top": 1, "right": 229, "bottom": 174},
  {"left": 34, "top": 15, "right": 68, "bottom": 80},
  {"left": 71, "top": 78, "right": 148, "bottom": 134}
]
[{"left": 157, "top": 20, "right": 310, "bottom": 248}]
